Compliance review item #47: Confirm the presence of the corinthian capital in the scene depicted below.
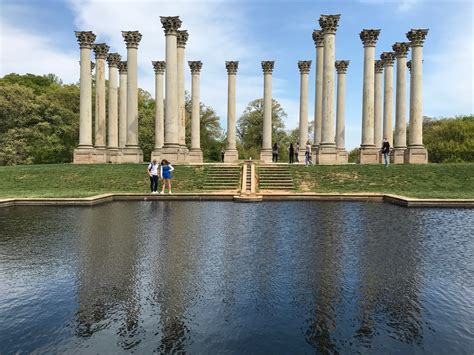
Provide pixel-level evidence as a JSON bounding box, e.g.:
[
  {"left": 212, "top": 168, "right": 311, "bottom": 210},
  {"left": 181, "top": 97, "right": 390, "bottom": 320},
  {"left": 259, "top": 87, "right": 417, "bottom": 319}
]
[
  {"left": 406, "top": 60, "right": 412, "bottom": 72},
  {"left": 92, "top": 43, "right": 110, "bottom": 59},
  {"left": 312, "top": 29, "right": 324, "bottom": 47},
  {"left": 380, "top": 51, "right": 396, "bottom": 66},
  {"left": 298, "top": 60, "right": 312, "bottom": 74},
  {"left": 152, "top": 61, "right": 166, "bottom": 74},
  {"left": 122, "top": 31, "right": 142, "bottom": 48},
  {"left": 118, "top": 61, "right": 127, "bottom": 74},
  {"left": 261, "top": 61, "right": 275, "bottom": 74},
  {"left": 360, "top": 29, "right": 381, "bottom": 47},
  {"left": 406, "top": 29, "right": 429, "bottom": 47},
  {"left": 188, "top": 61, "right": 202, "bottom": 74},
  {"left": 335, "top": 60, "right": 350, "bottom": 74},
  {"left": 106, "top": 53, "right": 121, "bottom": 67},
  {"left": 75, "top": 31, "right": 96, "bottom": 49},
  {"left": 319, "top": 14, "right": 341, "bottom": 34},
  {"left": 392, "top": 42, "right": 410, "bottom": 57},
  {"left": 225, "top": 61, "right": 239, "bottom": 75},
  {"left": 177, "top": 30, "right": 189, "bottom": 48},
  {"left": 374, "top": 60, "right": 384, "bottom": 74},
  {"left": 160, "top": 16, "right": 182, "bottom": 35}
]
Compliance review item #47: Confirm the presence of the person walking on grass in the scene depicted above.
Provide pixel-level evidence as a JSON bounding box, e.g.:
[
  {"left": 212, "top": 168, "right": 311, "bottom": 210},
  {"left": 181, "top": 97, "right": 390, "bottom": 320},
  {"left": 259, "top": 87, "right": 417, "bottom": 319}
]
[
  {"left": 295, "top": 142, "right": 300, "bottom": 163},
  {"left": 381, "top": 138, "right": 390, "bottom": 167},
  {"left": 305, "top": 141, "right": 312, "bottom": 166},
  {"left": 289, "top": 143, "right": 294, "bottom": 164},
  {"left": 147, "top": 159, "right": 159, "bottom": 194},
  {"left": 160, "top": 159, "right": 175, "bottom": 194},
  {"left": 272, "top": 143, "right": 279, "bottom": 163}
]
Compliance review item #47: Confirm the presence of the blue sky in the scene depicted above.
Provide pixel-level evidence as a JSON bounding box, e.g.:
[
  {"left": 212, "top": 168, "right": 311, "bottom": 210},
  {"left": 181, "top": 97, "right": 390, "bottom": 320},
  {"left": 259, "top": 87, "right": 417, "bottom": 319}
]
[{"left": 1, "top": 0, "right": 472, "bottom": 149}]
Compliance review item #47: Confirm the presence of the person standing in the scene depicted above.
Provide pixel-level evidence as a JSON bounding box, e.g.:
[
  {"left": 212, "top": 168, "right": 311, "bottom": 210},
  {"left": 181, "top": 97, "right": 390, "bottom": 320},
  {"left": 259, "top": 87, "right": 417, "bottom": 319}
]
[
  {"left": 305, "top": 141, "right": 312, "bottom": 166},
  {"left": 272, "top": 143, "right": 279, "bottom": 163},
  {"left": 147, "top": 159, "right": 159, "bottom": 193},
  {"left": 289, "top": 143, "right": 294, "bottom": 164},
  {"left": 295, "top": 142, "right": 300, "bottom": 163},
  {"left": 381, "top": 138, "right": 390, "bottom": 167},
  {"left": 160, "top": 159, "right": 175, "bottom": 194},
  {"left": 221, "top": 148, "right": 225, "bottom": 162}
]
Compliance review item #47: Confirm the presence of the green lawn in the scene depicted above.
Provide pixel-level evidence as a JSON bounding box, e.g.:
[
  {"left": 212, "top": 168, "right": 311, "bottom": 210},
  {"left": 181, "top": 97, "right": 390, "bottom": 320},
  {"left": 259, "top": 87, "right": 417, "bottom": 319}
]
[{"left": 290, "top": 163, "right": 474, "bottom": 199}]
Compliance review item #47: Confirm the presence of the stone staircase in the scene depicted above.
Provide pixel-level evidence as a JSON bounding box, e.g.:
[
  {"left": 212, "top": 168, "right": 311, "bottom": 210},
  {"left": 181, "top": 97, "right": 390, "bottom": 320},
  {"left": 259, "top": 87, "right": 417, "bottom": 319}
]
[
  {"left": 203, "top": 166, "right": 241, "bottom": 191},
  {"left": 258, "top": 165, "right": 295, "bottom": 190}
]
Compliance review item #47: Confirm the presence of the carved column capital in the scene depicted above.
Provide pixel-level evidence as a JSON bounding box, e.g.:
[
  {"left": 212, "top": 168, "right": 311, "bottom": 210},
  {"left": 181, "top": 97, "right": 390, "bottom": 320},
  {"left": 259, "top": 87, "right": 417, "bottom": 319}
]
[
  {"left": 298, "top": 60, "right": 312, "bottom": 74},
  {"left": 375, "top": 59, "right": 384, "bottom": 73},
  {"left": 160, "top": 16, "right": 182, "bottom": 35},
  {"left": 118, "top": 61, "right": 127, "bottom": 74},
  {"left": 225, "top": 61, "right": 239, "bottom": 75},
  {"left": 319, "top": 14, "right": 341, "bottom": 34},
  {"left": 406, "top": 60, "right": 412, "bottom": 73},
  {"left": 188, "top": 61, "right": 202, "bottom": 74},
  {"left": 392, "top": 42, "right": 410, "bottom": 57},
  {"left": 106, "top": 53, "right": 121, "bottom": 67},
  {"left": 360, "top": 29, "right": 381, "bottom": 47},
  {"left": 152, "top": 61, "right": 166, "bottom": 74},
  {"left": 75, "top": 31, "right": 96, "bottom": 49},
  {"left": 122, "top": 31, "right": 142, "bottom": 48},
  {"left": 406, "top": 29, "right": 429, "bottom": 47},
  {"left": 261, "top": 61, "right": 275, "bottom": 74},
  {"left": 335, "top": 60, "right": 350, "bottom": 74},
  {"left": 177, "top": 30, "right": 189, "bottom": 48},
  {"left": 312, "top": 29, "right": 324, "bottom": 47},
  {"left": 380, "top": 51, "right": 396, "bottom": 66},
  {"left": 92, "top": 43, "right": 110, "bottom": 59}
]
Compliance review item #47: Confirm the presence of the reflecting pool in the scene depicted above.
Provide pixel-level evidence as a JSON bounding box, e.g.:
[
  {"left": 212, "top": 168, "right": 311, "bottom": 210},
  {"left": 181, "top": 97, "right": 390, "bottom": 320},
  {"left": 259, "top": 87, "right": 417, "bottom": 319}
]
[{"left": 0, "top": 202, "right": 473, "bottom": 353}]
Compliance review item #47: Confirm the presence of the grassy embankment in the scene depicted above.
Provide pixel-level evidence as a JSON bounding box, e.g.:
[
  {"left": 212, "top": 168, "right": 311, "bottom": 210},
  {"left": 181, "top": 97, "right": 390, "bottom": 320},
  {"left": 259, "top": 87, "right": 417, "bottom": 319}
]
[{"left": 0, "top": 163, "right": 473, "bottom": 199}]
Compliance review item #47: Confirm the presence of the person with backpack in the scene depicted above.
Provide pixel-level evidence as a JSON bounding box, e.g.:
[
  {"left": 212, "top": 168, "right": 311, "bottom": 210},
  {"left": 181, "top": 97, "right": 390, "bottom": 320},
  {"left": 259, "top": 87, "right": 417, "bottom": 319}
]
[
  {"left": 147, "top": 159, "right": 159, "bottom": 194},
  {"left": 381, "top": 138, "right": 390, "bottom": 167},
  {"left": 160, "top": 159, "right": 175, "bottom": 194}
]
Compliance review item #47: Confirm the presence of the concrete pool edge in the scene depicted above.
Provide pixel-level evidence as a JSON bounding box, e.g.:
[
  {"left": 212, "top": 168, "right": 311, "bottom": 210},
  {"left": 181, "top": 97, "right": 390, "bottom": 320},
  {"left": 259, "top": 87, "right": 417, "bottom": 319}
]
[{"left": 0, "top": 192, "right": 473, "bottom": 208}]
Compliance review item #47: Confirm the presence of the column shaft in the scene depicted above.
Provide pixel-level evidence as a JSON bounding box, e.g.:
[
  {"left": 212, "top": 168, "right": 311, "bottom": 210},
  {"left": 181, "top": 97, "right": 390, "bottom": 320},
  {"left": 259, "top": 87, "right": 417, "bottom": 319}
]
[
  {"left": 126, "top": 47, "right": 138, "bottom": 147},
  {"left": 118, "top": 67, "right": 127, "bottom": 148},
  {"left": 165, "top": 34, "right": 179, "bottom": 145},
  {"left": 336, "top": 72, "right": 346, "bottom": 149},
  {"left": 95, "top": 58, "right": 106, "bottom": 147},
  {"left": 262, "top": 72, "right": 272, "bottom": 150},
  {"left": 107, "top": 65, "right": 118, "bottom": 148},
  {"left": 177, "top": 46, "right": 186, "bottom": 146},
  {"left": 409, "top": 45, "right": 423, "bottom": 146},
  {"left": 191, "top": 72, "right": 200, "bottom": 149},
  {"left": 361, "top": 45, "right": 375, "bottom": 146},
  {"left": 227, "top": 73, "right": 236, "bottom": 150},
  {"left": 383, "top": 63, "right": 394, "bottom": 145},
  {"left": 314, "top": 45, "right": 324, "bottom": 146},
  {"left": 374, "top": 62, "right": 383, "bottom": 148},
  {"left": 394, "top": 56, "right": 407, "bottom": 148},
  {"left": 299, "top": 71, "right": 309, "bottom": 148},
  {"left": 155, "top": 72, "right": 165, "bottom": 149},
  {"left": 79, "top": 48, "right": 93, "bottom": 147},
  {"left": 320, "top": 33, "right": 336, "bottom": 145}
]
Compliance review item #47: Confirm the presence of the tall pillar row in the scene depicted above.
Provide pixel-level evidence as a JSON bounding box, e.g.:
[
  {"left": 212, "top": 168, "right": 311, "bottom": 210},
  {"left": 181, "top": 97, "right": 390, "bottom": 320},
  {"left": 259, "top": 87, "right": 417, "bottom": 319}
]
[
  {"left": 92, "top": 43, "right": 109, "bottom": 163},
  {"left": 298, "top": 60, "right": 311, "bottom": 160},
  {"left": 106, "top": 52, "right": 121, "bottom": 162},
  {"left": 335, "top": 60, "right": 349, "bottom": 163},
  {"left": 73, "top": 31, "right": 96, "bottom": 163},
  {"left": 381, "top": 51, "right": 395, "bottom": 149},
  {"left": 177, "top": 30, "right": 189, "bottom": 160},
  {"left": 312, "top": 30, "right": 324, "bottom": 155},
  {"left": 224, "top": 61, "right": 239, "bottom": 163},
  {"left": 118, "top": 61, "right": 128, "bottom": 149},
  {"left": 151, "top": 61, "right": 166, "bottom": 162},
  {"left": 260, "top": 61, "right": 275, "bottom": 163},
  {"left": 358, "top": 29, "right": 381, "bottom": 164},
  {"left": 188, "top": 61, "right": 203, "bottom": 163},
  {"left": 374, "top": 60, "right": 384, "bottom": 152}
]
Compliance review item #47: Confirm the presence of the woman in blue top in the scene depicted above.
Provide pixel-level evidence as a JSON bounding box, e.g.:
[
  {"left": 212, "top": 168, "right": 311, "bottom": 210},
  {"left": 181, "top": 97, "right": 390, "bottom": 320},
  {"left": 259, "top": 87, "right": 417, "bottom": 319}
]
[{"left": 160, "top": 159, "right": 175, "bottom": 194}]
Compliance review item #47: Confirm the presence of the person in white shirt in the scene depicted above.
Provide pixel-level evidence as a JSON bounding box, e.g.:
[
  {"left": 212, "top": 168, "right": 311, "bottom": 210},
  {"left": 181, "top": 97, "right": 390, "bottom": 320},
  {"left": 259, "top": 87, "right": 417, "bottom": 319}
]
[{"left": 147, "top": 159, "right": 159, "bottom": 193}]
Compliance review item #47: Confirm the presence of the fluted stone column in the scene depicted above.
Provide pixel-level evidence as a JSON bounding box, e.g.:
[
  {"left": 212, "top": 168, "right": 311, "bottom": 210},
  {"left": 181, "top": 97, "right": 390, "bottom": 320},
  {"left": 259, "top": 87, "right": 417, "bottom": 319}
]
[
  {"left": 106, "top": 53, "right": 121, "bottom": 162},
  {"left": 122, "top": 31, "right": 143, "bottom": 163},
  {"left": 160, "top": 16, "right": 182, "bottom": 162},
  {"left": 374, "top": 60, "right": 384, "bottom": 152},
  {"left": 151, "top": 61, "right": 166, "bottom": 162},
  {"left": 392, "top": 42, "right": 410, "bottom": 163},
  {"left": 224, "top": 61, "right": 239, "bottom": 163},
  {"left": 73, "top": 31, "right": 96, "bottom": 164},
  {"left": 260, "top": 61, "right": 274, "bottom": 163},
  {"left": 177, "top": 30, "right": 189, "bottom": 161},
  {"left": 188, "top": 61, "right": 203, "bottom": 163},
  {"left": 381, "top": 51, "right": 395, "bottom": 150},
  {"left": 317, "top": 14, "right": 340, "bottom": 165},
  {"left": 312, "top": 30, "right": 324, "bottom": 157},
  {"left": 335, "top": 60, "right": 349, "bottom": 163},
  {"left": 358, "top": 29, "right": 381, "bottom": 164},
  {"left": 405, "top": 29, "right": 429, "bottom": 164},
  {"left": 298, "top": 60, "right": 311, "bottom": 161},
  {"left": 92, "top": 43, "right": 109, "bottom": 163},
  {"left": 118, "top": 61, "right": 127, "bottom": 150}
]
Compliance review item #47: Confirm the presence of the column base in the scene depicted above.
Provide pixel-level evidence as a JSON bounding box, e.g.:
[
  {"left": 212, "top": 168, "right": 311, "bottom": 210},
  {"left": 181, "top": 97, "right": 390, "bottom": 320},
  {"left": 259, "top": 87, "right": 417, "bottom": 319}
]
[
  {"left": 160, "top": 144, "right": 181, "bottom": 163},
  {"left": 120, "top": 146, "right": 143, "bottom": 164},
  {"left": 358, "top": 146, "right": 379, "bottom": 164},
  {"left": 260, "top": 149, "right": 273, "bottom": 163},
  {"left": 73, "top": 146, "right": 96, "bottom": 164},
  {"left": 106, "top": 148, "right": 120, "bottom": 163},
  {"left": 188, "top": 148, "right": 203, "bottom": 163},
  {"left": 150, "top": 148, "right": 162, "bottom": 163},
  {"left": 311, "top": 145, "right": 319, "bottom": 164},
  {"left": 316, "top": 145, "right": 339, "bottom": 165},
  {"left": 94, "top": 147, "right": 107, "bottom": 163},
  {"left": 392, "top": 147, "right": 406, "bottom": 164},
  {"left": 179, "top": 145, "right": 189, "bottom": 163},
  {"left": 224, "top": 149, "right": 239, "bottom": 163},
  {"left": 405, "top": 146, "right": 428, "bottom": 164},
  {"left": 337, "top": 149, "right": 348, "bottom": 164}
]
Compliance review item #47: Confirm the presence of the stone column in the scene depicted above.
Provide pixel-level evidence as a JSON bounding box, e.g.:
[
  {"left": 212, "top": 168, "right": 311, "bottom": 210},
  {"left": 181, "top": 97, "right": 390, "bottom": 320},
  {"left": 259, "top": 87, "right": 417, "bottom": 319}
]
[
  {"left": 358, "top": 29, "right": 381, "bottom": 164},
  {"left": 160, "top": 16, "right": 182, "bottom": 162},
  {"left": 392, "top": 42, "right": 410, "bottom": 163},
  {"left": 106, "top": 52, "right": 121, "bottom": 163},
  {"left": 177, "top": 30, "right": 189, "bottom": 161},
  {"left": 260, "top": 61, "right": 274, "bottom": 163},
  {"left": 118, "top": 61, "right": 127, "bottom": 150},
  {"left": 92, "top": 43, "right": 109, "bottom": 163},
  {"left": 317, "top": 14, "right": 340, "bottom": 165},
  {"left": 381, "top": 51, "right": 395, "bottom": 150},
  {"left": 374, "top": 60, "right": 384, "bottom": 152},
  {"left": 335, "top": 60, "right": 349, "bottom": 163},
  {"left": 312, "top": 29, "right": 324, "bottom": 156},
  {"left": 405, "top": 29, "right": 429, "bottom": 164},
  {"left": 122, "top": 31, "right": 143, "bottom": 163},
  {"left": 151, "top": 61, "right": 166, "bottom": 162},
  {"left": 73, "top": 31, "right": 96, "bottom": 164},
  {"left": 188, "top": 61, "right": 203, "bottom": 163},
  {"left": 224, "top": 61, "right": 239, "bottom": 163},
  {"left": 298, "top": 60, "right": 311, "bottom": 161}
]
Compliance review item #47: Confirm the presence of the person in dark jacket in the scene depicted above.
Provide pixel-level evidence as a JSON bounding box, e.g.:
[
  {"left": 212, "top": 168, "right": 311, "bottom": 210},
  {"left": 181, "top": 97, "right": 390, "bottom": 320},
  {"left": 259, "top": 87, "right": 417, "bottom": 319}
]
[
  {"left": 381, "top": 138, "right": 390, "bottom": 167},
  {"left": 289, "top": 143, "right": 294, "bottom": 164},
  {"left": 272, "top": 143, "right": 279, "bottom": 163}
]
